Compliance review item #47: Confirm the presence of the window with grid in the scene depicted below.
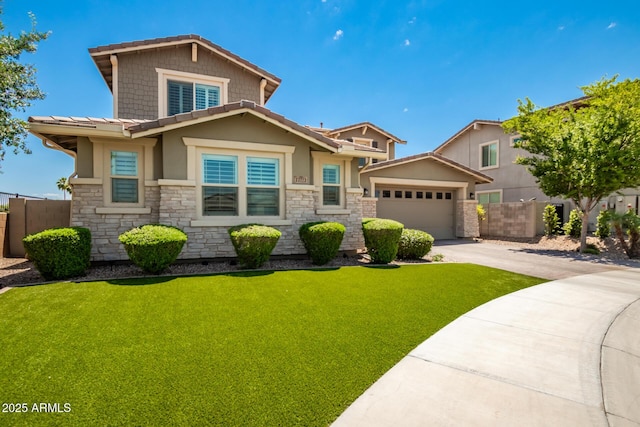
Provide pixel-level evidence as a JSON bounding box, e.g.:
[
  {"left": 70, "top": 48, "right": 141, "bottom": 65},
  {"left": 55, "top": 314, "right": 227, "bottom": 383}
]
[
  {"left": 322, "top": 164, "right": 341, "bottom": 206},
  {"left": 247, "top": 157, "right": 279, "bottom": 216},
  {"left": 111, "top": 151, "right": 138, "bottom": 203},
  {"left": 477, "top": 191, "right": 501, "bottom": 204},
  {"left": 202, "top": 154, "right": 238, "bottom": 216},
  {"left": 168, "top": 80, "right": 220, "bottom": 116}
]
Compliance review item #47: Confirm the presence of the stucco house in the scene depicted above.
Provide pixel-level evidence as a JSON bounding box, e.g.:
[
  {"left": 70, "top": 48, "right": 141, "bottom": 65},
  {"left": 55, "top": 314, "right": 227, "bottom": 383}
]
[
  {"left": 28, "top": 34, "right": 486, "bottom": 261},
  {"left": 434, "top": 115, "right": 640, "bottom": 226}
]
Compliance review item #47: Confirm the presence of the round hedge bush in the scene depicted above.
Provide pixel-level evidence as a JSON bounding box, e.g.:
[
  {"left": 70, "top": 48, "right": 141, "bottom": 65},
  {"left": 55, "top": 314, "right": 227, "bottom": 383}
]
[
  {"left": 228, "top": 224, "right": 281, "bottom": 269},
  {"left": 362, "top": 218, "right": 404, "bottom": 264},
  {"left": 299, "top": 221, "right": 346, "bottom": 265},
  {"left": 396, "top": 229, "right": 435, "bottom": 260},
  {"left": 118, "top": 224, "right": 187, "bottom": 274},
  {"left": 23, "top": 227, "right": 91, "bottom": 280}
]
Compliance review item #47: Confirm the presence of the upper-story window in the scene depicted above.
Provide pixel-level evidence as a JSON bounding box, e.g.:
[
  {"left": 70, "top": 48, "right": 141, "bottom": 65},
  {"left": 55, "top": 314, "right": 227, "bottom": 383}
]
[
  {"left": 157, "top": 68, "right": 229, "bottom": 117},
  {"left": 479, "top": 140, "right": 499, "bottom": 170}
]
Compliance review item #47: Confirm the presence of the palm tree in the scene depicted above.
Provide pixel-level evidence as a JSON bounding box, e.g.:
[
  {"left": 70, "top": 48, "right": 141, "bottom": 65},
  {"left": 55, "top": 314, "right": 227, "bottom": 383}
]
[{"left": 56, "top": 177, "right": 72, "bottom": 200}]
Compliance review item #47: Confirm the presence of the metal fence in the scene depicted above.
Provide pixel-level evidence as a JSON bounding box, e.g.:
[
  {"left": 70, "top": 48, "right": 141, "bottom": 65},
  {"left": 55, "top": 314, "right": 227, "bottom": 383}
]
[{"left": 0, "top": 191, "right": 45, "bottom": 211}]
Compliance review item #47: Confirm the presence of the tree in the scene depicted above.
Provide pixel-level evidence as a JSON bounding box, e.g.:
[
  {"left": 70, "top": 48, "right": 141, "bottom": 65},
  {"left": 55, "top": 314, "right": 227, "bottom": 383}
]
[
  {"left": 0, "top": 6, "right": 49, "bottom": 166},
  {"left": 56, "top": 176, "right": 71, "bottom": 200},
  {"left": 502, "top": 77, "right": 640, "bottom": 252}
]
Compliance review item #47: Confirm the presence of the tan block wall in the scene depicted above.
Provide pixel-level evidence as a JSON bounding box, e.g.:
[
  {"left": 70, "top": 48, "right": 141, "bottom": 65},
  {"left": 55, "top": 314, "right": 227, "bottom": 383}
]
[
  {"left": 0, "top": 213, "right": 8, "bottom": 257},
  {"left": 480, "top": 201, "right": 537, "bottom": 238},
  {"left": 456, "top": 200, "right": 480, "bottom": 238},
  {"left": 7, "top": 198, "right": 71, "bottom": 257}
]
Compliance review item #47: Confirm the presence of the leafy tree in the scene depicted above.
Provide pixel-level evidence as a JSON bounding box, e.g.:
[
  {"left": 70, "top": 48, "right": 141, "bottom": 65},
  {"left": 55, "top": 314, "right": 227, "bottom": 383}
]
[
  {"left": 503, "top": 77, "right": 640, "bottom": 252},
  {"left": 0, "top": 6, "right": 49, "bottom": 166},
  {"left": 56, "top": 176, "right": 71, "bottom": 200}
]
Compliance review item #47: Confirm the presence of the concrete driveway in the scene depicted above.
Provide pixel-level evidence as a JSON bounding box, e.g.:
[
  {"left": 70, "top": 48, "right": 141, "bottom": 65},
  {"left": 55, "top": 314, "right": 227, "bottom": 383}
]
[{"left": 432, "top": 239, "right": 639, "bottom": 280}]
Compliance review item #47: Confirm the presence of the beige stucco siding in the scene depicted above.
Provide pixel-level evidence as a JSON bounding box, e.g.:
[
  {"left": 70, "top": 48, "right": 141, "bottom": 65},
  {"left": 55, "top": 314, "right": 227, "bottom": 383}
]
[
  {"left": 117, "top": 45, "right": 262, "bottom": 120},
  {"left": 161, "top": 114, "right": 330, "bottom": 182},
  {"left": 76, "top": 137, "right": 93, "bottom": 178}
]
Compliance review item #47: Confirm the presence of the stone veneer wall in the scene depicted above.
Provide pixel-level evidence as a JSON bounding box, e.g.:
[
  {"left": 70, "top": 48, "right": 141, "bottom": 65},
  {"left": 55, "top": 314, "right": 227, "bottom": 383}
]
[
  {"left": 361, "top": 198, "right": 377, "bottom": 219},
  {"left": 456, "top": 200, "right": 479, "bottom": 238},
  {"left": 71, "top": 184, "right": 160, "bottom": 261}
]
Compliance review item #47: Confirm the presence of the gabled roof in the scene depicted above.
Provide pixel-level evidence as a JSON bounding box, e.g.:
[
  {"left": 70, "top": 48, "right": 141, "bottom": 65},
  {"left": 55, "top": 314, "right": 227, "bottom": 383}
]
[
  {"left": 89, "top": 34, "right": 282, "bottom": 103},
  {"left": 433, "top": 119, "right": 503, "bottom": 153},
  {"left": 28, "top": 101, "right": 387, "bottom": 158},
  {"left": 322, "top": 122, "right": 407, "bottom": 144},
  {"left": 361, "top": 151, "right": 493, "bottom": 184}
]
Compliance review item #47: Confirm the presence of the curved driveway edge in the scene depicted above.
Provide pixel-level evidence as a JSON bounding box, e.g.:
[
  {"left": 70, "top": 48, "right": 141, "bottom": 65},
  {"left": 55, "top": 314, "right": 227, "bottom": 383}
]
[{"left": 332, "top": 268, "right": 640, "bottom": 427}]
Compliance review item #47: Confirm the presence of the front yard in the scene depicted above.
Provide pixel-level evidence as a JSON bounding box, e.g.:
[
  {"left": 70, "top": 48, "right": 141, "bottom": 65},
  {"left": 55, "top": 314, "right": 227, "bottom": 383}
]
[{"left": 0, "top": 264, "right": 544, "bottom": 426}]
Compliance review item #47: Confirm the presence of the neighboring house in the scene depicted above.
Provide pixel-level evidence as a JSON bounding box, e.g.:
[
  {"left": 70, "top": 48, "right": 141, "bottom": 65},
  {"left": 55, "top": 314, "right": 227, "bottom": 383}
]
[
  {"left": 434, "top": 116, "right": 640, "bottom": 226},
  {"left": 29, "top": 34, "right": 488, "bottom": 261}
]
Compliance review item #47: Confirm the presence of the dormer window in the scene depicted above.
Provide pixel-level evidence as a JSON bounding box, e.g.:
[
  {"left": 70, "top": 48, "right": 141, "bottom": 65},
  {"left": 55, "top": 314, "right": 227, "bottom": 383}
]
[{"left": 157, "top": 68, "right": 229, "bottom": 117}]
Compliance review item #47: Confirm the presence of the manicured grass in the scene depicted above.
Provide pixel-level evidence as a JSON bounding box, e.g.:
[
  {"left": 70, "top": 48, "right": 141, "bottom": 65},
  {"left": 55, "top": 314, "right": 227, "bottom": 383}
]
[{"left": 0, "top": 264, "right": 544, "bottom": 426}]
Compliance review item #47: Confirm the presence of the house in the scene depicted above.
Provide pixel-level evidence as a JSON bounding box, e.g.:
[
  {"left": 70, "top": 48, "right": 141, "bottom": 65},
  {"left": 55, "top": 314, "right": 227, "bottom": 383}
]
[
  {"left": 28, "top": 34, "right": 487, "bottom": 261},
  {"left": 433, "top": 115, "right": 640, "bottom": 226}
]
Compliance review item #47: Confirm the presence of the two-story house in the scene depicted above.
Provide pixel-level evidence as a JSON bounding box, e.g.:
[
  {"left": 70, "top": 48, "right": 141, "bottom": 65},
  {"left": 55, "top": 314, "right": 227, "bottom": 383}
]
[{"left": 29, "top": 34, "right": 488, "bottom": 260}]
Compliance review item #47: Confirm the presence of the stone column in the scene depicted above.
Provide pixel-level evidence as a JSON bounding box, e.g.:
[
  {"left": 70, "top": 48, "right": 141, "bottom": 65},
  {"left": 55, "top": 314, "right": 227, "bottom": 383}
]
[{"left": 456, "top": 200, "right": 479, "bottom": 238}]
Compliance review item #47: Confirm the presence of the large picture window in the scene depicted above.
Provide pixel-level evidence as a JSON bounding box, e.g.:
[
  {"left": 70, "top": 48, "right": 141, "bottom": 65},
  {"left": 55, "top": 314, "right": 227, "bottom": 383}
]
[
  {"left": 111, "top": 151, "right": 138, "bottom": 203},
  {"left": 201, "top": 153, "right": 281, "bottom": 217}
]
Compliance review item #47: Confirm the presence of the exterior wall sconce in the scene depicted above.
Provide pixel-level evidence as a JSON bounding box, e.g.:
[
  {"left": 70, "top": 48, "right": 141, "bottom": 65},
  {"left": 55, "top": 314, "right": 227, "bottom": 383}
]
[
  {"left": 363, "top": 188, "right": 369, "bottom": 197},
  {"left": 469, "top": 192, "right": 475, "bottom": 200}
]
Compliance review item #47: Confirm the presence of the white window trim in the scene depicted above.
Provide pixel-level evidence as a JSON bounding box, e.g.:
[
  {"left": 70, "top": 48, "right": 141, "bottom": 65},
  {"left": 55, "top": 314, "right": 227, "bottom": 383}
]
[
  {"left": 509, "top": 134, "right": 522, "bottom": 147},
  {"left": 156, "top": 68, "right": 230, "bottom": 118},
  {"left": 183, "top": 139, "right": 294, "bottom": 225},
  {"left": 311, "top": 152, "right": 351, "bottom": 211},
  {"left": 476, "top": 189, "right": 503, "bottom": 204},
  {"left": 479, "top": 140, "right": 499, "bottom": 170},
  {"left": 90, "top": 138, "right": 157, "bottom": 211}
]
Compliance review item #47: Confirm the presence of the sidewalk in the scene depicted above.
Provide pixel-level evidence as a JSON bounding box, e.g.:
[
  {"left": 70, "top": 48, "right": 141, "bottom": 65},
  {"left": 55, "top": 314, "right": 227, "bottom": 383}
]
[{"left": 332, "top": 269, "right": 640, "bottom": 426}]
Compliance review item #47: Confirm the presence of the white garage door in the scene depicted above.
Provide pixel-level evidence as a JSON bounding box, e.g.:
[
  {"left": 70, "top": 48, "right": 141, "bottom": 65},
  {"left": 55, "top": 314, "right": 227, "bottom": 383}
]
[{"left": 376, "top": 186, "right": 455, "bottom": 239}]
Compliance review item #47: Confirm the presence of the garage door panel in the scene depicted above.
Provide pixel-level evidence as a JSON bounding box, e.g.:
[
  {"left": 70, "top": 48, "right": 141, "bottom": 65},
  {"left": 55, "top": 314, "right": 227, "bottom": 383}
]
[{"left": 376, "top": 186, "right": 455, "bottom": 239}]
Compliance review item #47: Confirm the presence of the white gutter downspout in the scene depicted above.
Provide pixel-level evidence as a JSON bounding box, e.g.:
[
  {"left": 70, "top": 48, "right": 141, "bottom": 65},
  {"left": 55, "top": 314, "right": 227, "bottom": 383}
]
[
  {"left": 110, "top": 54, "right": 118, "bottom": 118},
  {"left": 259, "top": 78, "right": 267, "bottom": 106}
]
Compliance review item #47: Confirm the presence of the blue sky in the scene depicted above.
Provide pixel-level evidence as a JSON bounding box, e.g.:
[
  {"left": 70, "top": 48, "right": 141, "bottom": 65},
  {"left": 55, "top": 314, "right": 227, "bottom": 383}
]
[{"left": 2, "top": 0, "right": 639, "bottom": 199}]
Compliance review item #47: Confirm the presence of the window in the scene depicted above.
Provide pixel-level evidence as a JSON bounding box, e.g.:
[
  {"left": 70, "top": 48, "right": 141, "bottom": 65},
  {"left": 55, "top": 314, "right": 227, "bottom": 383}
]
[
  {"left": 201, "top": 154, "right": 282, "bottom": 217},
  {"left": 202, "top": 154, "right": 238, "bottom": 216},
  {"left": 111, "top": 151, "right": 138, "bottom": 203},
  {"left": 382, "top": 190, "right": 391, "bottom": 198},
  {"left": 437, "top": 192, "right": 443, "bottom": 200},
  {"left": 445, "top": 192, "right": 452, "bottom": 200},
  {"left": 394, "top": 190, "right": 403, "bottom": 198},
  {"left": 477, "top": 191, "right": 502, "bottom": 204},
  {"left": 322, "top": 164, "right": 341, "bottom": 206},
  {"left": 168, "top": 80, "right": 220, "bottom": 116},
  {"left": 405, "top": 191, "right": 412, "bottom": 199},
  {"left": 157, "top": 68, "right": 229, "bottom": 117},
  {"left": 480, "top": 141, "right": 499, "bottom": 169},
  {"left": 416, "top": 191, "right": 423, "bottom": 199},
  {"left": 426, "top": 192, "right": 433, "bottom": 199},
  {"left": 247, "top": 157, "right": 279, "bottom": 216}
]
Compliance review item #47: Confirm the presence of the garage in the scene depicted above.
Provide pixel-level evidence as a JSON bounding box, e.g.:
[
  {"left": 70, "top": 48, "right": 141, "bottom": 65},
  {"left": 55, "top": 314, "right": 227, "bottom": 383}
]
[
  {"left": 376, "top": 185, "right": 456, "bottom": 239},
  {"left": 360, "top": 152, "right": 493, "bottom": 240}
]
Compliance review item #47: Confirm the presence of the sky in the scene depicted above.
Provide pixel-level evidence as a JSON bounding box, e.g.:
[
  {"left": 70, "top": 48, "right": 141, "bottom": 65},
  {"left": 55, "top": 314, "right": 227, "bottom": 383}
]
[{"left": 2, "top": 0, "right": 639, "bottom": 199}]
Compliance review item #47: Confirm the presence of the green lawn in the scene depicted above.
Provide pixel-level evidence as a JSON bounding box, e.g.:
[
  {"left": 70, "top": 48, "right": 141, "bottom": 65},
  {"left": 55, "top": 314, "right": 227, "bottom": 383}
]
[{"left": 0, "top": 264, "right": 544, "bottom": 426}]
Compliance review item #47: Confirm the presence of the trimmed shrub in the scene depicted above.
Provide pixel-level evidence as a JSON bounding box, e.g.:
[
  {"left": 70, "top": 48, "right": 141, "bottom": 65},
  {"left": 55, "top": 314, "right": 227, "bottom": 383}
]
[
  {"left": 362, "top": 218, "right": 404, "bottom": 264},
  {"left": 23, "top": 227, "right": 91, "bottom": 280},
  {"left": 397, "top": 229, "right": 435, "bottom": 260},
  {"left": 228, "top": 224, "right": 281, "bottom": 269},
  {"left": 594, "top": 210, "right": 612, "bottom": 239},
  {"left": 477, "top": 204, "right": 486, "bottom": 222},
  {"left": 119, "top": 224, "right": 187, "bottom": 274},
  {"left": 563, "top": 208, "right": 583, "bottom": 238},
  {"left": 299, "top": 221, "right": 346, "bottom": 265},
  {"left": 542, "top": 204, "right": 560, "bottom": 236}
]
